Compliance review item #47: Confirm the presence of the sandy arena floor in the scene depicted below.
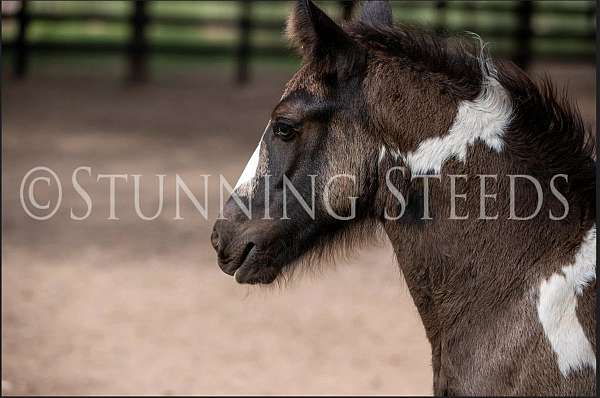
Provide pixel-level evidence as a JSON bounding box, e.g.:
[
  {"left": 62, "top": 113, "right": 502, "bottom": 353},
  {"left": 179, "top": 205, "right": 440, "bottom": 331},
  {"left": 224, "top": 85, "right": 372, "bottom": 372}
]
[{"left": 1, "top": 62, "right": 595, "bottom": 395}]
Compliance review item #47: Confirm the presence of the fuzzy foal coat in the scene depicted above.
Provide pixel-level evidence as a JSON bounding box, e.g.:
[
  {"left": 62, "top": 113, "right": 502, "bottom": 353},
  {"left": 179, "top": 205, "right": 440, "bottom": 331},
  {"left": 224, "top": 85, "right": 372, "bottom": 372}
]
[
  {"left": 216, "top": 1, "right": 597, "bottom": 395},
  {"left": 304, "top": 10, "right": 596, "bottom": 396},
  {"left": 357, "top": 20, "right": 596, "bottom": 398}
]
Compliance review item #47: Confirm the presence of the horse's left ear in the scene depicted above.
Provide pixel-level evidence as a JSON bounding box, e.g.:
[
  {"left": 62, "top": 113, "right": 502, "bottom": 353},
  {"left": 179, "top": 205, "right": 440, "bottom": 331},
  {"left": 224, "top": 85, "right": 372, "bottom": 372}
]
[
  {"left": 286, "top": 0, "right": 360, "bottom": 66},
  {"left": 359, "top": 0, "right": 393, "bottom": 27}
]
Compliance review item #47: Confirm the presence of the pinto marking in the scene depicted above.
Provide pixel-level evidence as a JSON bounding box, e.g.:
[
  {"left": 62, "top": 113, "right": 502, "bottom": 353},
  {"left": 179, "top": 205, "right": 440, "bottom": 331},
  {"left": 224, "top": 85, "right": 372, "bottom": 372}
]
[
  {"left": 403, "top": 74, "right": 511, "bottom": 175},
  {"left": 234, "top": 123, "right": 270, "bottom": 197},
  {"left": 537, "top": 225, "right": 596, "bottom": 377},
  {"left": 378, "top": 145, "right": 402, "bottom": 164},
  {"left": 378, "top": 145, "right": 387, "bottom": 164}
]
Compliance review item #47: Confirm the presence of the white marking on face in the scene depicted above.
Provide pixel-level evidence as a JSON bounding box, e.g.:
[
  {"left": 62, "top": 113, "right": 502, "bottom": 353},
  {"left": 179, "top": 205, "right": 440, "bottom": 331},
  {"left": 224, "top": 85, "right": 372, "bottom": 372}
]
[
  {"left": 234, "top": 123, "right": 270, "bottom": 197},
  {"left": 402, "top": 75, "right": 511, "bottom": 175},
  {"left": 234, "top": 141, "right": 261, "bottom": 189},
  {"left": 537, "top": 225, "right": 596, "bottom": 377}
]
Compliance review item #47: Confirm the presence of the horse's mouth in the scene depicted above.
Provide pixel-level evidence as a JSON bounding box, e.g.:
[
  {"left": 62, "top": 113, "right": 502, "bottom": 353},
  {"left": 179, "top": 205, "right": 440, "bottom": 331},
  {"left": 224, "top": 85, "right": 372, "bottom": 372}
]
[
  {"left": 234, "top": 261, "right": 279, "bottom": 285},
  {"left": 219, "top": 242, "right": 279, "bottom": 285}
]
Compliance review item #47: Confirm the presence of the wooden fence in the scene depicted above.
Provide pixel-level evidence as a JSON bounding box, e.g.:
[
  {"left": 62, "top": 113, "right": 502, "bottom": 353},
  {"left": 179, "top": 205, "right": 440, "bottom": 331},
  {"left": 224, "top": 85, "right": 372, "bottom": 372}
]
[{"left": 1, "top": 0, "right": 596, "bottom": 84}]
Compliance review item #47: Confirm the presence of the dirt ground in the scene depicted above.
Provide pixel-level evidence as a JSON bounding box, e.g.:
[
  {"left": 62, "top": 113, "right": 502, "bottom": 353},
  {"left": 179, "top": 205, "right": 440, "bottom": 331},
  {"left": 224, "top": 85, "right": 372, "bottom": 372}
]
[{"left": 1, "top": 62, "right": 595, "bottom": 395}]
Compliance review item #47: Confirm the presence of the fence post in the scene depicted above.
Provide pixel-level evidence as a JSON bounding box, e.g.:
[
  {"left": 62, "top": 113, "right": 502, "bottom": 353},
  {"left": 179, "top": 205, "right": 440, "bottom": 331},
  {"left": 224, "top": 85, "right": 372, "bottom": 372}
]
[
  {"left": 513, "top": 0, "right": 533, "bottom": 69},
  {"left": 128, "top": 0, "right": 148, "bottom": 83},
  {"left": 340, "top": 0, "right": 354, "bottom": 22},
  {"left": 14, "top": 0, "right": 30, "bottom": 79},
  {"left": 236, "top": 0, "right": 252, "bottom": 84},
  {"left": 435, "top": 0, "right": 447, "bottom": 35},
  {"left": 588, "top": 1, "right": 596, "bottom": 41}
]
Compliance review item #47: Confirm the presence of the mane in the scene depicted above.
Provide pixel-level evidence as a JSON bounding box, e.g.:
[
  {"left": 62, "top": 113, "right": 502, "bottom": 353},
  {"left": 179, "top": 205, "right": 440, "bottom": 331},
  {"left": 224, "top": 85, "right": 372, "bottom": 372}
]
[
  {"left": 497, "top": 62, "right": 596, "bottom": 210},
  {"left": 349, "top": 21, "right": 596, "bottom": 210}
]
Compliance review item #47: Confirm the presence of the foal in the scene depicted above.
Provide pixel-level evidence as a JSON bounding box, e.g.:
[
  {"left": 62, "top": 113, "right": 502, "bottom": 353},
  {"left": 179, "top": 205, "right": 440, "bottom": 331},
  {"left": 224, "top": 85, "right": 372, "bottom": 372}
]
[{"left": 212, "top": 1, "right": 596, "bottom": 395}]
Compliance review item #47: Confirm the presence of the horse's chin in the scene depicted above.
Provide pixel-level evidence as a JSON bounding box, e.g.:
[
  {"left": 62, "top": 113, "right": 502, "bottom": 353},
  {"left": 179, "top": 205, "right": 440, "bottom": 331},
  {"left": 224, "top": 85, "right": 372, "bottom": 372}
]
[{"left": 233, "top": 258, "right": 280, "bottom": 285}]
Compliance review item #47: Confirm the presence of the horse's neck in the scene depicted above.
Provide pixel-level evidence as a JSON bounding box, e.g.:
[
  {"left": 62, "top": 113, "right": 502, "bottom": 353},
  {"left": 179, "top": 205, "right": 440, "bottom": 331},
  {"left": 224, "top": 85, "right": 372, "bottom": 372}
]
[{"left": 382, "top": 146, "right": 593, "bottom": 341}]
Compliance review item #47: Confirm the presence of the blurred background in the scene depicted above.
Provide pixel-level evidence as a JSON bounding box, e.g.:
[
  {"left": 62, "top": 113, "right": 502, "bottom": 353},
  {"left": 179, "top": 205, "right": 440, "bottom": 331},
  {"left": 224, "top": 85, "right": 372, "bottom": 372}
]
[{"left": 1, "top": 0, "right": 596, "bottom": 395}]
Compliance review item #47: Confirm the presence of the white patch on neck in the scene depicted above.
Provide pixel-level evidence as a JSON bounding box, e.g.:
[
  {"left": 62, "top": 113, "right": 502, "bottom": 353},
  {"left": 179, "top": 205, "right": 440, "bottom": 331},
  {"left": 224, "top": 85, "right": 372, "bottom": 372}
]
[
  {"left": 378, "top": 145, "right": 387, "bottom": 164},
  {"left": 234, "top": 123, "right": 269, "bottom": 197},
  {"left": 537, "top": 225, "right": 596, "bottom": 377},
  {"left": 402, "top": 75, "right": 511, "bottom": 175},
  {"left": 378, "top": 144, "right": 402, "bottom": 164}
]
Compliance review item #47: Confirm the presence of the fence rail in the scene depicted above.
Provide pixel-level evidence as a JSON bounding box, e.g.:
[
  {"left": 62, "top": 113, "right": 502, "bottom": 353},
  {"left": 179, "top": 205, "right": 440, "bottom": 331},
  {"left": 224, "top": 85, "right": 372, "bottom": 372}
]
[{"left": 1, "top": 0, "right": 596, "bottom": 83}]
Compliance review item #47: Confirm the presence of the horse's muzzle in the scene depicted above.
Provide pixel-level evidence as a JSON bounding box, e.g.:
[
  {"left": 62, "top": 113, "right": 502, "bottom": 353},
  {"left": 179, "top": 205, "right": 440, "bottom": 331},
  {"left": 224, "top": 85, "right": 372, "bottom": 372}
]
[{"left": 211, "top": 220, "right": 278, "bottom": 284}]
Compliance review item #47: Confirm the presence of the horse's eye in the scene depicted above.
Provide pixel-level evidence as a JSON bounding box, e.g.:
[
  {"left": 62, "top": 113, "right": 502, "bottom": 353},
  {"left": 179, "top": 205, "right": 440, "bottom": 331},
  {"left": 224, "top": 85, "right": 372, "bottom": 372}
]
[{"left": 273, "top": 122, "right": 297, "bottom": 141}]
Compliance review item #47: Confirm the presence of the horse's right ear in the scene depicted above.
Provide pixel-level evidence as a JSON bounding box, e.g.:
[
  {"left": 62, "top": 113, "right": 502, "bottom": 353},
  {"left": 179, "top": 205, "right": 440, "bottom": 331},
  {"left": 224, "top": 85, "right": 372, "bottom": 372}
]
[{"left": 286, "top": 0, "right": 356, "bottom": 60}]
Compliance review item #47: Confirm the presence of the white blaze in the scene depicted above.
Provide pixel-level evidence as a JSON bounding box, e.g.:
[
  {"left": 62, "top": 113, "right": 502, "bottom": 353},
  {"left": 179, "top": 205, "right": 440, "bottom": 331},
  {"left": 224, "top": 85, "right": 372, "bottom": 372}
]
[
  {"left": 234, "top": 123, "right": 269, "bottom": 197},
  {"left": 537, "top": 225, "right": 596, "bottom": 377},
  {"left": 234, "top": 141, "right": 262, "bottom": 190}
]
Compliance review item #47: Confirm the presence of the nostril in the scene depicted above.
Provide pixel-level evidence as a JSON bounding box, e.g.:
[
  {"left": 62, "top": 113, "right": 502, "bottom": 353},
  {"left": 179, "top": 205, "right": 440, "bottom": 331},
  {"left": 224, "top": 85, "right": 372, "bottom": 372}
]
[{"left": 211, "top": 227, "right": 220, "bottom": 251}]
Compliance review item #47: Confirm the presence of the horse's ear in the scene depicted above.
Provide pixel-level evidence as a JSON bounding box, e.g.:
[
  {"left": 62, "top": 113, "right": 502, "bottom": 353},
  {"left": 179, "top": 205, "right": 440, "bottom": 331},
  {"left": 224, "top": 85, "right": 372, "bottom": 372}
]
[
  {"left": 359, "top": 0, "right": 393, "bottom": 27},
  {"left": 286, "top": 0, "right": 356, "bottom": 60}
]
